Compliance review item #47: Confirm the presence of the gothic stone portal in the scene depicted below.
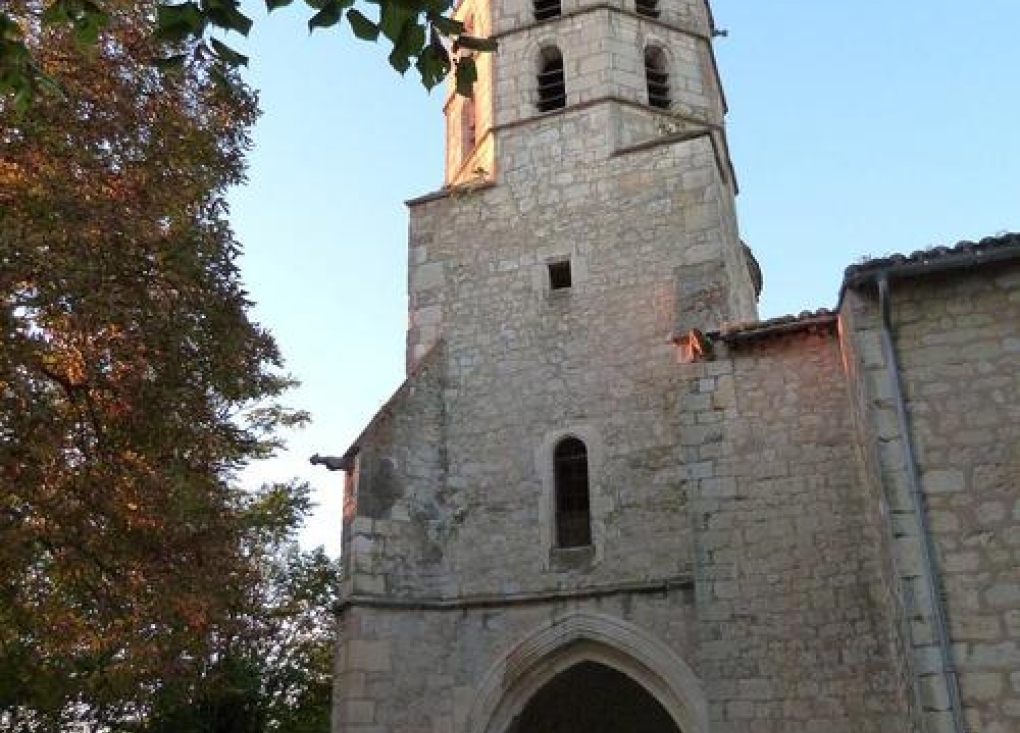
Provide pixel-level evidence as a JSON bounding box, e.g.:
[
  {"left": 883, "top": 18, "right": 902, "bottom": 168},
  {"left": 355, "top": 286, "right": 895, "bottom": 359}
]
[{"left": 507, "top": 662, "right": 681, "bottom": 733}]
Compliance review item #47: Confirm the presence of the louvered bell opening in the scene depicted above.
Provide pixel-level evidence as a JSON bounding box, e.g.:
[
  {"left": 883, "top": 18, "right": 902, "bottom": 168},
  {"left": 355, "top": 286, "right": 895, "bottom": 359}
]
[
  {"left": 534, "top": 0, "right": 561, "bottom": 21},
  {"left": 635, "top": 0, "right": 659, "bottom": 19},
  {"left": 537, "top": 57, "right": 566, "bottom": 112},
  {"left": 647, "top": 69, "right": 670, "bottom": 109},
  {"left": 645, "top": 48, "right": 670, "bottom": 110},
  {"left": 461, "top": 97, "right": 476, "bottom": 151}
]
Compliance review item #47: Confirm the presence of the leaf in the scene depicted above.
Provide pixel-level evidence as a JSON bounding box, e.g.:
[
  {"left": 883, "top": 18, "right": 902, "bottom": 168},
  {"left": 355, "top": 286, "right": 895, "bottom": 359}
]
[
  {"left": 210, "top": 37, "right": 249, "bottom": 66},
  {"left": 378, "top": 1, "right": 412, "bottom": 43},
  {"left": 265, "top": 0, "right": 294, "bottom": 9},
  {"left": 203, "top": 0, "right": 254, "bottom": 36},
  {"left": 455, "top": 56, "right": 477, "bottom": 97},
  {"left": 415, "top": 39, "right": 449, "bottom": 91},
  {"left": 36, "top": 68, "right": 65, "bottom": 99},
  {"left": 429, "top": 15, "right": 463, "bottom": 36},
  {"left": 307, "top": 0, "right": 343, "bottom": 31},
  {"left": 346, "top": 9, "right": 379, "bottom": 40},
  {"left": 423, "top": 0, "right": 454, "bottom": 15},
  {"left": 0, "top": 12, "right": 24, "bottom": 42},
  {"left": 153, "top": 53, "right": 189, "bottom": 71},
  {"left": 401, "top": 20, "right": 426, "bottom": 57},
  {"left": 41, "top": 2, "right": 71, "bottom": 25},
  {"left": 12, "top": 85, "right": 31, "bottom": 116},
  {"left": 81, "top": 0, "right": 105, "bottom": 16},
  {"left": 388, "top": 18, "right": 424, "bottom": 75},
  {"left": 73, "top": 8, "right": 111, "bottom": 48},
  {"left": 156, "top": 2, "right": 207, "bottom": 43},
  {"left": 73, "top": 18, "right": 102, "bottom": 47},
  {"left": 453, "top": 34, "right": 497, "bottom": 53},
  {"left": 388, "top": 46, "right": 411, "bottom": 74}
]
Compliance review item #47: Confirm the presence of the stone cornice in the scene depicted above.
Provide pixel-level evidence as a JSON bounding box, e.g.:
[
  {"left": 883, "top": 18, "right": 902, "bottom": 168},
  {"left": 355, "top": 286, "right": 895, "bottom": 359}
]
[
  {"left": 335, "top": 574, "right": 693, "bottom": 613},
  {"left": 490, "top": 5, "right": 712, "bottom": 43}
]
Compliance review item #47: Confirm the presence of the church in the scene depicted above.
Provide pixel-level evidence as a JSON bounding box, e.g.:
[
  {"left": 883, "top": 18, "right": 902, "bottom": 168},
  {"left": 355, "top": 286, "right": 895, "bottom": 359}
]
[{"left": 323, "top": 0, "right": 1020, "bottom": 731}]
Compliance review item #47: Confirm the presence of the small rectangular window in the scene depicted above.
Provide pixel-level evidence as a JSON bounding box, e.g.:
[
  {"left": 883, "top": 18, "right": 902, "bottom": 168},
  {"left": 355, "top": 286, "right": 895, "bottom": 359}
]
[
  {"left": 548, "top": 260, "right": 572, "bottom": 290},
  {"left": 534, "top": 0, "right": 561, "bottom": 21},
  {"left": 636, "top": 0, "right": 659, "bottom": 18}
]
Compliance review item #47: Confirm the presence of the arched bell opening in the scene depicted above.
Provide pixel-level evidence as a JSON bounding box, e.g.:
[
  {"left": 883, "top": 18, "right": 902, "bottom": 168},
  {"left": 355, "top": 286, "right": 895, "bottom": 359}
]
[{"left": 506, "top": 661, "right": 682, "bottom": 733}]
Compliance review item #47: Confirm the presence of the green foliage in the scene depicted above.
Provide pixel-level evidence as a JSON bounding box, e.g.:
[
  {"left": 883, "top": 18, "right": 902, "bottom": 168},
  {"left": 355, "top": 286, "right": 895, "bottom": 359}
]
[
  {"left": 144, "top": 485, "right": 340, "bottom": 733},
  {"left": 454, "top": 56, "right": 478, "bottom": 98},
  {"left": 346, "top": 8, "right": 379, "bottom": 41},
  {"left": 0, "top": 0, "right": 496, "bottom": 108},
  {"left": 0, "top": 2, "right": 332, "bottom": 729}
]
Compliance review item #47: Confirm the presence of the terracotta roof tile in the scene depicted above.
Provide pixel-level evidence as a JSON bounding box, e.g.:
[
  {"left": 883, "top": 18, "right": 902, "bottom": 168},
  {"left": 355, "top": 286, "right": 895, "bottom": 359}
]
[
  {"left": 711, "top": 309, "right": 837, "bottom": 343},
  {"left": 844, "top": 232, "right": 1020, "bottom": 284}
]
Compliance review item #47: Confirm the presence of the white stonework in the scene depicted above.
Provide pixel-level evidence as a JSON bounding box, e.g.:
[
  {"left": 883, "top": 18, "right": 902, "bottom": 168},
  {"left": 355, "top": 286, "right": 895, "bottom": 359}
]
[{"left": 331, "top": 1, "right": 1020, "bottom": 731}]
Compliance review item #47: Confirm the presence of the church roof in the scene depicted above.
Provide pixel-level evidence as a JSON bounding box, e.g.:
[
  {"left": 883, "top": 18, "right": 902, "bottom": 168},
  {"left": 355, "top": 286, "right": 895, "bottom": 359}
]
[
  {"left": 334, "top": 340, "right": 445, "bottom": 471},
  {"left": 843, "top": 232, "right": 1020, "bottom": 286},
  {"left": 711, "top": 310, "right": 837, "bottom": 343},
  {"left": 711, "top": 232, "right": 1020, "bottom": 346}
]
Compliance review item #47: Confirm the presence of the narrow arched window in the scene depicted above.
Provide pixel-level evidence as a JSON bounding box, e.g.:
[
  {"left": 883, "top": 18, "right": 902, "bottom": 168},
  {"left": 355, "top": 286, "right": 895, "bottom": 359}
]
[
  {"left": 645, "top": 46, "right": 670, "bottom": 109},
  {"left": 554, "top": 437, "right": 591, "bottom": 547},
  {"left": 461, "top": 96, "right": 476, "bottom": 154},
  {"left": 534, "top": 0, "right": 561, "bottom": 21},
  {"left": 537, "top": 47, "right": 566, "bottom": 112},
  {"left": 635, "top": 0, "right": 659, "bottom": 18}
]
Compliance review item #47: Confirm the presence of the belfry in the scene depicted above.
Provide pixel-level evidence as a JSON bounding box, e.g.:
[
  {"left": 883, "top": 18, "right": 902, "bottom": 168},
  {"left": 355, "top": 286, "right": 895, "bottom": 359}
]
[{"left": 329, "top": 1, "right": 1020, "bottom": 731}]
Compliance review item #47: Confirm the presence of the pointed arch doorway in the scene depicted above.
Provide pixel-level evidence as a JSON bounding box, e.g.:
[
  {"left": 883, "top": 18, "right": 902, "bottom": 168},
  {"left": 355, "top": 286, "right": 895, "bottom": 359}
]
[
  {"left": 465, "top": 611, "right": 707, "bottom": 733},
  {"left": 505, "top": 660, "right": 681, "bottom": 733}
]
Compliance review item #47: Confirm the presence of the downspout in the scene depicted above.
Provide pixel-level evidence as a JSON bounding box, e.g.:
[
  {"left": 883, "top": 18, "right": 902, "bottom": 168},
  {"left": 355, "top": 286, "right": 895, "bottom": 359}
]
[{"left": 876, "top": 273, "right": 965, "bottom": 733}]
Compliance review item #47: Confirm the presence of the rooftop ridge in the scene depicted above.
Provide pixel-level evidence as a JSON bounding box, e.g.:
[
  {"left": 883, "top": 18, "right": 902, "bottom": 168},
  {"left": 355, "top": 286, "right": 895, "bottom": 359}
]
[{"left": 844, "top": 232, "right": 1020, "bottom": 285}]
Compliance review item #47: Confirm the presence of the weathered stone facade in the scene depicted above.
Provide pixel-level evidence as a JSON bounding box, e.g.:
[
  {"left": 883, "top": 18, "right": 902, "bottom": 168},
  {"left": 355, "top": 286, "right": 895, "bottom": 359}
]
[
  {"left": 841, "top": 254, "right": 1020, "bottom": 733},
  {"left": 328, "top": 0, "right": 1020, "bottom": 730}
]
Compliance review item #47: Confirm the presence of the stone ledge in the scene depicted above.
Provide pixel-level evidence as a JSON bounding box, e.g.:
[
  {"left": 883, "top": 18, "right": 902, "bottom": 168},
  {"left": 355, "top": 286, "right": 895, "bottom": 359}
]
[{"left": 335, "top": 574, "right": 694, "bottom": 613}]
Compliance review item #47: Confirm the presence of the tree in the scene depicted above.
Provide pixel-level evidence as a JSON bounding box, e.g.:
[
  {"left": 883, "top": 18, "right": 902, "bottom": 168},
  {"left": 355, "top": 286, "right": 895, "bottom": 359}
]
[
  {"left": 0, "top": 0, "right": 496, "bottom": 112},
  {"left": 143, "top": 484, "right": 340, "bottom": 733},
  {"left": 0, "top": 2, "right": 313, "bottom": 728}
]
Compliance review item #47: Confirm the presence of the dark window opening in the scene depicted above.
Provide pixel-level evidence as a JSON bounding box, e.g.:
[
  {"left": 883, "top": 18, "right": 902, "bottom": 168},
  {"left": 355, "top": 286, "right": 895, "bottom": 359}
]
[
  {"left": 645, "top": 47, "right": 670, "bottom": 109},
  {"left": 534, "top": 0, "right": 561, "bottom": 21},
  {"left": 554, "top": 437, "right": 591, "bottom": 548},
  {"left": 537, "top": 47, "right": 566, "bottom": 112},
  {"left": 516, "top": 662, "right": 680, "bottom": 733},
  {"left": 635, "top": 0, "right": 660, "bottom": 18},
  {"left": 548, "top": 260, "right": 572, "bottom": 290},
  {"left": 461, "top": 97, "right": 476, "bottom": 153}
]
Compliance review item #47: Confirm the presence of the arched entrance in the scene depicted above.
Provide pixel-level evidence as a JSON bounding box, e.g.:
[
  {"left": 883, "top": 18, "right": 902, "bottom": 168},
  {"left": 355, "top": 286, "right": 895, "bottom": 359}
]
[
  {"left": 507, "top": 661, "right": 681, "bottom": 733},
  {"left": 465, "top": 611, "right": 707, "bottom": 733}
]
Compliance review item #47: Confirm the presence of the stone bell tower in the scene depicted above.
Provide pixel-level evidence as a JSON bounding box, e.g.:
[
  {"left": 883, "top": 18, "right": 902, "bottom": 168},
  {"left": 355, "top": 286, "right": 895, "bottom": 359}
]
[{"left": 332, "top": 1, "right": 760, "bottom": 731}]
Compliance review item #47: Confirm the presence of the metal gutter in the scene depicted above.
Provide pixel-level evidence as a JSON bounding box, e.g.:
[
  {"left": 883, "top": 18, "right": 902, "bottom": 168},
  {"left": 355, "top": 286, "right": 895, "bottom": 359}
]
[{"left": 876, "top": 273, "right": 965, "bottom": 733}]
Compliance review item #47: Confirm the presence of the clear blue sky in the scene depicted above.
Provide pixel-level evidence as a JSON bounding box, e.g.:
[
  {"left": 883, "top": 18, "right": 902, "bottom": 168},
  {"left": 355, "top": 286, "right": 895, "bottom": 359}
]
[{"left": 229, "top": 0, "right": 1020, "bottom": 555}]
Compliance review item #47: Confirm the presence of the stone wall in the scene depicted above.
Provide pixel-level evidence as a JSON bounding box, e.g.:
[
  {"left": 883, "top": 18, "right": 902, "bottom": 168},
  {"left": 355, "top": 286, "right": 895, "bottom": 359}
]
[
  {"left": 678, "top": 326, "right": 917, "bottom": 732},
  {"left": 491, "top": 0, "right": 711, "bottom": 39},
  {"left": 398, "top": 111, "right": 756, "bottom": 599},
  {"left": 843, "top": 262, "right": 1020, "bottom": 733},
  {"left": 839, "top": 298, "right": 925, "bottom": 730},
  {"left": 331, "top": 0, "right": 1020, "bottom": 727},
  {"left": 333, "top": 592, "right": 702, "bottom": 733},
  {"left": 490, "top": 6, "right": 719, "bottom": 129},
  {"left": 337, "top": 100, "right": 754, "bottom": 733},
  {"left": 340, "top": 345, "right": 451, "bottom": 598},
  {"left": 445, "top": 0, "right": 496, "bottom": 185}
]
